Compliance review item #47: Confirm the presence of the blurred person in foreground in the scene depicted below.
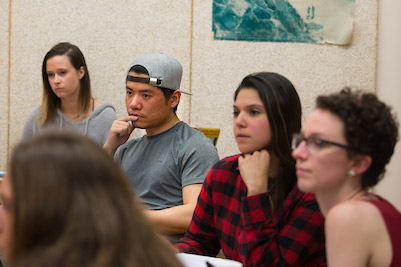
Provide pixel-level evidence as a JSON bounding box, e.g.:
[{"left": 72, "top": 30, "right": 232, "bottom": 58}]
[
  {"left": 0, "top": 131, "right": 182, "bottom": 267},
  {"left": 292, "top": 88, "right": 401, "bottom": 266}
]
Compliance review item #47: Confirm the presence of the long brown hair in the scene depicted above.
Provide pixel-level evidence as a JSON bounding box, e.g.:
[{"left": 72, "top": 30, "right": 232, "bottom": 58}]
[
  {"left": 7, "top": 132, "right": 182, "bottom": 267},
  {"left": 39, "top": 42, "right": 92, "bottom": 126},
  {"left": 234, "top": 72, "right": 302, "bottom": 210}
]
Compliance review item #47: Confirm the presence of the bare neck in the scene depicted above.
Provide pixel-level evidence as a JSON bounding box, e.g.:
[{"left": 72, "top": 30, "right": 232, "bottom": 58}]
[
  {"left": 60, "top": 98, "right": 79, "bottom": 112},
  {"left": 146, "top": 114, "right": 180, "bottom": 136},
  {"left": 60, "top": 97, "right": 92, "bottom": 121},
  {"left": 315, "top": 182, "right": 367, "bottom": 217}
]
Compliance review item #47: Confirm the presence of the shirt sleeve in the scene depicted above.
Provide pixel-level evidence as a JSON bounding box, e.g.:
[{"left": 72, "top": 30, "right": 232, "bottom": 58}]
[
  {"left": 238, "top": 192, "right": 326, "bottom": 266},
  {"left": 175, "top": 168, "right": 221, "bottom": 256},
  {"left": 96, "top": 105, "right": 117, "bottom": 145},
  {"left": 21, "top": 107, "right": 40, "bottom": 141},
  {"left": 180, "top": 135, "right": 219, "bottom": 187}
]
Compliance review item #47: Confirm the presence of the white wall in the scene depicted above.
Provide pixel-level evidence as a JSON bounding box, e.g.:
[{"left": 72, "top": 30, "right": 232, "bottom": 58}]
[
  {"left": 375, "top": 0, "right": 401, "bottom": 210},
  {"left": 0, "top": 0, "right": 9, "bottom": 167}
]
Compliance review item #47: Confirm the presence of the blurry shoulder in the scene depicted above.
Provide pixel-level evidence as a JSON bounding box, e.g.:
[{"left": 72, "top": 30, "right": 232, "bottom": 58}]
[
  {"left": 94, "top": 102, "right": 116, "bottom": 114},
  {"left": 297, "top": 189, "right": 317, "bottom": 202},
  {"left": 284, "top": 186, "right": 320, "bottom": 210},
  {"left": 326, "top": 199, "right": 383, "bottom": 230},
  {"left": 27, "top": 106, "right": 41, "bottom": 118},
  {"left": 23, "top": 106, "right": 41, "bottom": 126},
  {"left": 204, "top": 154, "right": 241, "bottom": 185},
  {"left": 212, "top": 154, "right": 240, "bottom": 170},
  {"left": 174, "top": 122, "right": 217, "bottom": 148},
  {"left": 174, "top": 122, "right": 207, "bottom": 139}
]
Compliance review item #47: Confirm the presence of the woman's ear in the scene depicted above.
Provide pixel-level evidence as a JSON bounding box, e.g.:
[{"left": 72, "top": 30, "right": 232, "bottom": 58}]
[
  {"left": 78, "top": 66, "right": 85, "bottom": 80},
  {"left": 352, "top": 155, "right": 372, "bottom": 176}
]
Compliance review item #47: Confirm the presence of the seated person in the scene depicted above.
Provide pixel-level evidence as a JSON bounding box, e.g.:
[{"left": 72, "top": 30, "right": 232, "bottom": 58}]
[
  {"left": 0, "top": 131, "right": 182, "bottom": 267},
  {"left": 22, "top": 42, "right": 116, "bottom": 145},
  {"left": 176, "top": 72, "right": 326, "bottom": 266},
  {"left": 292, "top": 88, "right": 401, "bottom": 266},
  {"left": 103, "top": 53, "right": 219, "bottom": 242}
]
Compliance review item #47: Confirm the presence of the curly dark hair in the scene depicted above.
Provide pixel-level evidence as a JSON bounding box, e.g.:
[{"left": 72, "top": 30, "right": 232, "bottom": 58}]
[{"left": 316, "top": 88, "right": 399, "bottom": 189}]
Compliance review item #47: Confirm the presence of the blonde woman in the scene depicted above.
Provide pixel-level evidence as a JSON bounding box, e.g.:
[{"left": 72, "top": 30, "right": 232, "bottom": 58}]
[{"left": 22, "top": 42, "right": 116, "bottom": 145}]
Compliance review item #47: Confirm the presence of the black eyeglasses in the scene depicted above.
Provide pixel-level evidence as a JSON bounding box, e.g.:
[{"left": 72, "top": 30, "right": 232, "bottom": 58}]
[{"left": 291, "top": 133, "right": 354, "bottom": 154}]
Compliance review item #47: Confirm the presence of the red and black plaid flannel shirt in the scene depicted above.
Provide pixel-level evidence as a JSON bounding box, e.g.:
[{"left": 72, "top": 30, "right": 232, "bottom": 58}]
[{"left": 176, "top": 154, "right": 326, "bottom": 266}]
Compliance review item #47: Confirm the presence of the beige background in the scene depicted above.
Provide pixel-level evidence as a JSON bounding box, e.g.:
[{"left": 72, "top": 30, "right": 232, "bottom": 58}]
[
  {"left": 375, "top": 0, "right": 401, "bottom": 210},
  {"left": 0, "top": 1, "right": 9, "bottom": 169},
  {"left": 0, "top": 0, "right": 399, "bottom": 209}
]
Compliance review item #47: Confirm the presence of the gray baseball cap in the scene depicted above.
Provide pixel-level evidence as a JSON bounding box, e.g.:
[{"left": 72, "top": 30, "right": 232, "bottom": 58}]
[{"left": 127, "top": 52, "right": 191, "bottom": 95}]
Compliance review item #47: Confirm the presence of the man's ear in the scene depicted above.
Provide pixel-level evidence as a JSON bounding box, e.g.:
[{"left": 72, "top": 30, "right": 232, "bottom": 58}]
[
  {"left": 170, "top": 90, "right": 181, "bottom": 109},
  {"left": 352, "top": 155, "right": 372, "bottom": 176}
]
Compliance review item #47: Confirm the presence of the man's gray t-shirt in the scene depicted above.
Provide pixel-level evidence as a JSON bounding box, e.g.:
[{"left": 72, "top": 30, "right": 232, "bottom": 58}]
[{"left": 115, "top": 121, "right": 219, "bottom": 210}]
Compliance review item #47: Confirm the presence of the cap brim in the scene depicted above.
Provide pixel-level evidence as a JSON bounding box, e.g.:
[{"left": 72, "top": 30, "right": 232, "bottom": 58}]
[
  {"left": 164, "top": 87, "right": 192, "bottom": 95},
  {"left": 179, "top": 90, "right": 192, "bottom": 95}
]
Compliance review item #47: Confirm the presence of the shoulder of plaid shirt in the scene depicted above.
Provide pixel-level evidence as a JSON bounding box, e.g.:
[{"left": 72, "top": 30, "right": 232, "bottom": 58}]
[{"left": 176, "top": 154, "right": 327, "bottom": 267}]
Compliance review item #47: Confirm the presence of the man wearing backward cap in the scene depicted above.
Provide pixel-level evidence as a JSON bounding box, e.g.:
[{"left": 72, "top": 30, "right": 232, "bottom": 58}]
[{"left": 104, "top": 53, "right": 219, "bottom": 242}]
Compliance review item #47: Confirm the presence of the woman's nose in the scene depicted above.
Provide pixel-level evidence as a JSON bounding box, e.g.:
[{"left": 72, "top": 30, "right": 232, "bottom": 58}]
[
  {"left": 292, "top": 141, "right": 308, "bottom": 159},
  {"left": 54, "top": 74, "right": 61, "bottom": 83},
  {"left": 234, "top": 113, "right": 247, "bottom": 128}
]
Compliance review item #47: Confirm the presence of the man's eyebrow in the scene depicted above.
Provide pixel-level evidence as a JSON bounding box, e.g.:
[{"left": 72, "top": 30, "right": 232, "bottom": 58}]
[
  {"left": 125, "top": 86, "right": 154, "bottom": 93},
  {"left": 138, "top": 88, "right": 154, "bottom": 93}
]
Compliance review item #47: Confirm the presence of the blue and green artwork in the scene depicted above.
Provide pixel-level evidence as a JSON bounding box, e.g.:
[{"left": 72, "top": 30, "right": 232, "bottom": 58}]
[{"left": 212, "top": 0, "right": 355, "bottom": 44}]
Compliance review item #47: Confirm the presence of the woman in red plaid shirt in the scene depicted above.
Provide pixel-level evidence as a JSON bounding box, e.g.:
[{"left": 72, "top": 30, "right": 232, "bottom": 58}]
[{"left": 176, "top": 72, "right": 326, "bottom": 266}]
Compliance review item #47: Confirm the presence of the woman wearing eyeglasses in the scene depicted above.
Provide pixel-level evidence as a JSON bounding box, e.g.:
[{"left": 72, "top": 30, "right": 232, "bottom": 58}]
[
  {"left": 176, "top": 72, "right": 326, "bottom": 266},
  {"left": 292, "top": 88, "right": 401, "bottom": 267}
]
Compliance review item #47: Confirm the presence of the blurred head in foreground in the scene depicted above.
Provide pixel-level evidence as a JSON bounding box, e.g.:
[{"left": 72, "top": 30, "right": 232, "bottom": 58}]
[{"left": 0, "top": 131, "right": 181, "bottom": 267}]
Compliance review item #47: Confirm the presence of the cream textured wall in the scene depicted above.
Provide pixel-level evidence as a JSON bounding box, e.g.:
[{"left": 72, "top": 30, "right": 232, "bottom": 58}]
[
  {"left": 0, "top": 0, "right": 9, "bottom": 169},
  {"left": 376, "top": 0, "right": 401, "bottom": 210},
  {"left": 191, "top": 0, "right": 377, "bottom": 158},
  {"left": 1, "top": 0, "right": 378, "bottom": 170}
]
